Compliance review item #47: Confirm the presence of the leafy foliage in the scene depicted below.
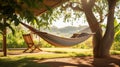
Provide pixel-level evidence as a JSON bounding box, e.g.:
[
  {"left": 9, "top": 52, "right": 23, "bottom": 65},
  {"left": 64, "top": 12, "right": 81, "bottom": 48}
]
[
  {"left": 0, "top": 0, "right": 52, "bottom": 34},
  {"left": 114, "top": 19, "right": 120, "bottom": 42},
  {"left": 110, "top": 19, "right": 120, "bottom": 50},
  {"left": 112, "top": 42, "right": 120, "bottom": 50}
]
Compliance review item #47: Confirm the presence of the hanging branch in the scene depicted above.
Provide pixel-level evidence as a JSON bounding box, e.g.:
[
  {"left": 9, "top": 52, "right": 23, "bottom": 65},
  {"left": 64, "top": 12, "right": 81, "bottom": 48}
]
[{"left": 99, "top": 13, "right": 108, "bottom": 23}]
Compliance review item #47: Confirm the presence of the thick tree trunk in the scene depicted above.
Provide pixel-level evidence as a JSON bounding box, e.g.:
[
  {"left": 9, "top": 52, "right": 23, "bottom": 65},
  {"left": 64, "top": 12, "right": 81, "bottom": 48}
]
[
  {"left": 94, "top": 0, "right": 116, "bottom": 58},
  {"left": 98, "top": 0, "right": 117, "bottom": 58},
  {"left": 81, "top": 0, "right": 117, "bottom": 58}
]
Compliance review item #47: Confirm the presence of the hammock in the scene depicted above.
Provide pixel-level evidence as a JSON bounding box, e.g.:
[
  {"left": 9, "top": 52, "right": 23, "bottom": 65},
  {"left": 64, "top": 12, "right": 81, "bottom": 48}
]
[{"left": 20, "top": 22, "right": 93, "bottom": 47}]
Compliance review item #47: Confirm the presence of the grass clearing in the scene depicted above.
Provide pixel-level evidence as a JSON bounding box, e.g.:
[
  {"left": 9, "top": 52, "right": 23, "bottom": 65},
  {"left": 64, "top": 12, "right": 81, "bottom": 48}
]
[{"left": 0, "top": 48, "right": 120, "bottom": 67}]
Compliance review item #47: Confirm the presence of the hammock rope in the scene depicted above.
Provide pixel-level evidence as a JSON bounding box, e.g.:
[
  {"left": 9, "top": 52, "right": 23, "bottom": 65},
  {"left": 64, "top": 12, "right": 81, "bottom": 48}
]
[{"left": 20, "top": 22, "right": 93, "bottom": 47}]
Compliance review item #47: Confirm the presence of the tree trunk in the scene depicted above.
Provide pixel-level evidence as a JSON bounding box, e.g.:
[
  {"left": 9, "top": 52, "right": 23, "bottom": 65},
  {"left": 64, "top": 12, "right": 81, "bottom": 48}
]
[
  {"left": 3, "top": 28, "right": 7, "bottom": 56},
  {"left": 3, "top": 18, "right": 7, "bottom": 56},
  {"left": 94, "top": 0, "right": 116, "bottom": 58},
  {"left": 81, "top": 0, "right": 117, "bottom": 58}
]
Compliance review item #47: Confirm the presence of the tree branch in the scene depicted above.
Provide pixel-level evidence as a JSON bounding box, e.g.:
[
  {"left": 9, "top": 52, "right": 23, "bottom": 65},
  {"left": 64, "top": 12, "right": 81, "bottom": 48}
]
[
  {"left": 99, "top": 13, "right": 108, "bottom": 23},
  {"left": 81, "top": 0, "right": 88, "bottom": 10},
  {"left": 94, "top": 4, "right": 103, "bottom": 23},
  {"left": 81, "top": 0, "right": 95, "bottom": 10},
  {"left": 81, "top": 0, "right": 100, "bottom": 32},
  {"left": 88, "top": 0, "right": 95, "bottom": 8}
]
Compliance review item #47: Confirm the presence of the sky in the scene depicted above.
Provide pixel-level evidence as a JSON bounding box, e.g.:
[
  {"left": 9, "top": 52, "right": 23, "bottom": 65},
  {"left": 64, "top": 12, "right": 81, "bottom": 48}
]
[
  {"left": 52, "top": 18, "right": 88, "bottom": 28},
  {"left": 52, "top": 17, "right": 120, "bottom": 28}
]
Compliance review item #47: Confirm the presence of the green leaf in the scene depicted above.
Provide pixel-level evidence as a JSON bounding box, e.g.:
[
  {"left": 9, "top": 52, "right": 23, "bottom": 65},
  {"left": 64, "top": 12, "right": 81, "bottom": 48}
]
[
  {"left": 22, "top": 0, "right": 38, "bottom": 8},
  {"left": 0, "top": 31, "right": 3, "bottom": 34},
  {"left": 114, "top": 19, "right": 120, "bottom": 33},
  {"left": 0, "top": 23, "right": 5, "bottom": 31},
  {"left": 8, "top": 25, "right": 15, "bottom": 35},
  {"left": 14, "top": 19, "right": 20, "bottom": 26},
  {"left": 23, "top": 10, "right": 35, "bottom": 23},
  {"left": 22, "top": 0, "right": 32, "bottom": 7},
  {"left": 101, "top": 24, "right": 106, "bottom": 28},
  {"left": 114, "top": 30, "right": 120, "bottom": 42},
  {"left": 39, "top": 0, "right": 43, "bottom": 2},
  {"left": 45, "top": 5, "right": 53, "bottom": 13},
  {"left": 114, "top": 18, "right": 118, "bottom": 27},
  {"left": 5, "top": 23, "right": 15, "bottom": 35}
]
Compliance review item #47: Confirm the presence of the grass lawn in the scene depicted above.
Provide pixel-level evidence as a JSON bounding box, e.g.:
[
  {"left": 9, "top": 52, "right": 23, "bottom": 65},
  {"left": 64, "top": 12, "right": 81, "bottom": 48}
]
[{"left": 0, "top": 48, "right": 120, "bottom": 67}]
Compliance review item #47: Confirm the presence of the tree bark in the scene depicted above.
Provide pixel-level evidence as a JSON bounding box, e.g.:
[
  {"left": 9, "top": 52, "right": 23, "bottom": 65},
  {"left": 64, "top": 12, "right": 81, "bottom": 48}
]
[{"left": 3, "top": 19, "right": 7, "bottom": 56}]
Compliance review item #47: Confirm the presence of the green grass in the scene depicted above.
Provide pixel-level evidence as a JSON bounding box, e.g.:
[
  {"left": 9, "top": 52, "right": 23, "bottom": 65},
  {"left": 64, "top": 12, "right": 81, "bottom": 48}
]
[
  {"left": 0, "top": 48, "right": 120, "bottom": 67},
  {"left": 42, "top": 48, "right": 93, "bottom": 56},
  {"left": 0, "top": 53, "right": 70, "bottom": 67},
  {"left": 110, "top": 50, "right": 120, "bottom": 55},
  {"left": 0, "top": 56, "right": 50, "bottom": 67}
]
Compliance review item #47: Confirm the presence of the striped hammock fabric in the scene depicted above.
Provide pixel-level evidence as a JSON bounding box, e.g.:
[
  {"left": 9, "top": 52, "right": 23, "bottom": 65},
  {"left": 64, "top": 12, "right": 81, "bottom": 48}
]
[{"left": 21, "top": 22, "right": 93, "bottom": 47}]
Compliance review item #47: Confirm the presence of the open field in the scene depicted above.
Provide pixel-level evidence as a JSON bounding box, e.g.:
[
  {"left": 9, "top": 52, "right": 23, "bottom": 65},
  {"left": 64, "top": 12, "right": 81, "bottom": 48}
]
[
  {"left": 0, "top": 48, "right": 120, "bottom": 56},
  {"left": 0, "top": 48, "right": 120, "bottom": 67}
]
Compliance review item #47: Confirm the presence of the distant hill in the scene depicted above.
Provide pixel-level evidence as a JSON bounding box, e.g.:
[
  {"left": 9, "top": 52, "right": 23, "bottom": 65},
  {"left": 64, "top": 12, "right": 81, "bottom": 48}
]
[{"left": 41, "top": 25, "right": 90, "bottom": 37}]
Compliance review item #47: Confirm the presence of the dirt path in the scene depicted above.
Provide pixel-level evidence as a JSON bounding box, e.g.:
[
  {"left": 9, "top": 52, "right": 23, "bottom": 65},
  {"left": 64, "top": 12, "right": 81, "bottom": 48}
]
[{"left": 34, "top": 55, "right": 120, "bottom": 67}]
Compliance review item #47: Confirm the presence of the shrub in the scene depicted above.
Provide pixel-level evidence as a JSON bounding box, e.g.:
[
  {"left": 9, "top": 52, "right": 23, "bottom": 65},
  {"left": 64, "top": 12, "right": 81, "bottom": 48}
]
[{"left": 111, "top": 42, "right": 120, "bottom": 51}]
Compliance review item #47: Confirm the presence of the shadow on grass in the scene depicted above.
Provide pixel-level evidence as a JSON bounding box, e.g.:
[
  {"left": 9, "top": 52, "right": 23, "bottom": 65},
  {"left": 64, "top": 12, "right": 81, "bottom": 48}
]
[
  {"left": 0, "top": 56, "right": 120, "bottom": 67},
  {"left": 0, "top": 58, "right": 49, "bottom": 67},
  {"left": 0, "top": 57, "right": 92, "bottom": 67},
  {"left": 39, "top": 61, "right": 91, "bottom": 67},
  {"left": 93, "top": 56, "right": 120, "bottom": 67}
]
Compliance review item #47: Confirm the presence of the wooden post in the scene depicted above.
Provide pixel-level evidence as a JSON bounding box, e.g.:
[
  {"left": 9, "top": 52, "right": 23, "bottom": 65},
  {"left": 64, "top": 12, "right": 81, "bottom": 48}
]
[{"left": 3, "top": 19, "right": 7, "bottom": 56}]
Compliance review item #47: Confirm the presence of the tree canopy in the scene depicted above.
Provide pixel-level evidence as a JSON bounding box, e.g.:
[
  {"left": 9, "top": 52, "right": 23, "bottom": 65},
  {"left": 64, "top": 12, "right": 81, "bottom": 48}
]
[{"left": 0, "top": 0, "right": 53, "bottom": 34}]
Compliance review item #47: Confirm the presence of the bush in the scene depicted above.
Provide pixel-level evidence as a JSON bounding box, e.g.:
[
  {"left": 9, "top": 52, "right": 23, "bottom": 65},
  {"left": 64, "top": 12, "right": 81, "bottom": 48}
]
[
  {"left": 111, "top": 42, "right": 120, "bottom": 51},
  {"left": 40, "top": 39, "right": 55, "bottom": 48},
  {"left": 72, "top": 38, "right": 93, "bottom": 49}
]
